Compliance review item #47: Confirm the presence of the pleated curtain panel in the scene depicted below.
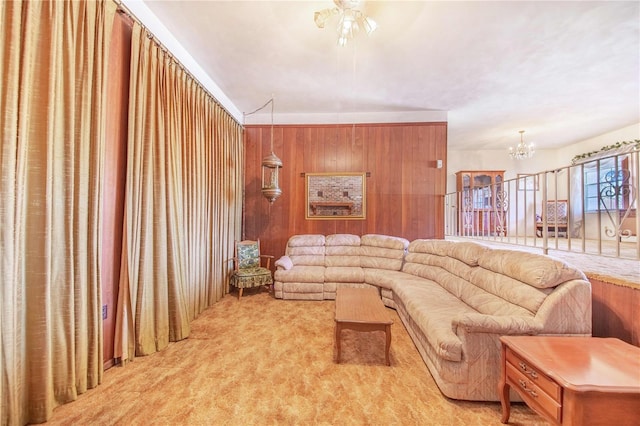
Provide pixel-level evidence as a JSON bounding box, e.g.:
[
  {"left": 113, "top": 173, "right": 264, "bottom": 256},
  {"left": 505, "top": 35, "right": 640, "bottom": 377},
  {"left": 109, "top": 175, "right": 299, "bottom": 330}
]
[
  {"left": 0, "top": 1, "right": 244, "bottom": 423},
  {"left": 115, "top": 23, "right": 244, "bottom": 362}
]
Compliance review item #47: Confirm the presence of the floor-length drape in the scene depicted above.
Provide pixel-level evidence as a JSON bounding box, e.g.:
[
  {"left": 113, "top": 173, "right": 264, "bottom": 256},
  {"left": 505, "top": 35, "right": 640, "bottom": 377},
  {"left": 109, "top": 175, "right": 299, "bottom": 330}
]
[
  {"left": 115, "top": 23, "right": 243, "bottom": 362},
  {"left": 0, "top": 1, "right": 115, "bottom": 424}
]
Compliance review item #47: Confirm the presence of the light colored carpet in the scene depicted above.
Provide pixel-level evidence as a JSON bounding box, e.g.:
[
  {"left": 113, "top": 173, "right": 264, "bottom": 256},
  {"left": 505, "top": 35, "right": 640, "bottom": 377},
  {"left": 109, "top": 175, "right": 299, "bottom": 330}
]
[{"left": 48, "top": 289, "right": 546, "bottom": 425}]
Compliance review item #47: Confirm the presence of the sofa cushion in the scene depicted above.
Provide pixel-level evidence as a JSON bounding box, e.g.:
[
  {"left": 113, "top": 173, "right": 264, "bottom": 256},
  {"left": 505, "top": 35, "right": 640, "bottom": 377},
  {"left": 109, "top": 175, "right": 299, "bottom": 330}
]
[
  {"left": 407, "top": 239, "right": 489, "bottom": 267},
  {"left": 402, "top": 254, "right": 532, "bottom": 316},
  {"left": 361, "top": 234, "right": 410, "bottom": 250},
  {"left": 408, "top": 239, "right": 455, "bottom": 257},
  {"left": 324, "top": 234, "right": 364, "bottom": 284},
  {"left": 281, "top": 282, "right": 323, "bottom": 293},
  {"left": 324, "top": 282, "right": 375, "bottom": 294},
  {"left": 325, "top": 266, "right": 364, "bottom": 283},
  {"left": 364, "top": 269, "right": 410, "bottom": 290},
  {"left": 360, "top": 248, "right": 404, "bottom": 271},
  {"left": 325, "top": 234, "right": 362, "bottom": 267},
  {"left": 403, "top": 252, "right": 475, "bottom": 283},
  {"left": 468, "top": 267, "right": 550, "bottom": 315},
  {"left": 394, "top": 279, "right": 475, "bottom": 362},
  {"left": 280, "top": 282, "right": 324, "bottom": 300},
  {"left": 360, "top": 235, "right": 408, "bottom": 271},
  {"left": 287, "top": 234, "right": 326, "bottom": 248},
  {"left": 274, "top": 265, "right": 325, "bottom": 283},
  {"left": 326, "top": 233, "right": 361, "bottom": 247},
  {"left": 288, "top": 251, "right": 325, "bottom": 266},
  {"left": 285, "top": 234, "right": 326, "bottom": 266},
  {"left": 477, "top": 249, "right": 587, "bottom": 289},
  {"left": 326, "top": 253, "right": 361, "bottom": 267},
  {"left": 405, "top": 241, "right": 546, "bottom": 316},
  {"left": 448, "top": 241, "right": 490, "bottom": 266},
  {"left": 403, "top": 257, "right": 476, "bottom": 298}
]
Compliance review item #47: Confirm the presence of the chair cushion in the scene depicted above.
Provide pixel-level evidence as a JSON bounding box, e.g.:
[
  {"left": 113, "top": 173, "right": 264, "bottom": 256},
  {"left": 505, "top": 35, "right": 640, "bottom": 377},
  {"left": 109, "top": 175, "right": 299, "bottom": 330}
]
[
  {"left": 237, "top": 243, "right": 260, "bottom": 268},
  {"left": 231, "top": 267, "right": 272, "bottom": 288}
]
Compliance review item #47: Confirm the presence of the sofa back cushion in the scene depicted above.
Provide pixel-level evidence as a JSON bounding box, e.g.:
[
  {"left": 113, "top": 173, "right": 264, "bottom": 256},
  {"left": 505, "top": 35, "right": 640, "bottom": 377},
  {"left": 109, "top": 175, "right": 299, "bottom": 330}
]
[
  {"left": 403, "top": 239, "right": 563, "bottom": 317},
  {"left": 407, "top": 239, "right": 453, "bottom": 257},
  {"left": 477, "top": 249, "right": 587, "bottom": 289},
  {"left": 467, "top": 249, "right": 588, "bottom": 316},
  {"left": 285, "top": 234, "right": 325, "bottom": 266},
  {"left": 325, "top": 234, "right": 361, "bottom": 267},
  {"left": 467, "top": 267, "right": 551, "bottom": 315},
  {"left": 404, "top": 240, "right": 478, "bottom": 292},
  {"left": 360, "top": 234, "right": 409, "bottom": 271},
  {"left": 448, "top": 241, "right": 489, "bottom": 266}
]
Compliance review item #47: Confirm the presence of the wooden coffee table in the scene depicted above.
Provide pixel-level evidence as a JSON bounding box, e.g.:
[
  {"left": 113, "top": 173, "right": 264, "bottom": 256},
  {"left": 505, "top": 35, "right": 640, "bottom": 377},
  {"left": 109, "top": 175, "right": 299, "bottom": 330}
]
[
  {"left": 499, "top": 336, "right": 640, "bottom": 425},
  {"left": 334, "top": 287, "right": 393, "bottom": 366}
]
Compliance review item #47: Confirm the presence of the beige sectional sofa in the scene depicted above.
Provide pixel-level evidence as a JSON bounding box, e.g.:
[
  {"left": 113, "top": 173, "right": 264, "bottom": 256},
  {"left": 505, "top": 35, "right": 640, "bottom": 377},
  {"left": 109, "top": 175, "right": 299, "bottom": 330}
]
[{"left": 274, "top": 234, "right": 592, "bottom": 401}]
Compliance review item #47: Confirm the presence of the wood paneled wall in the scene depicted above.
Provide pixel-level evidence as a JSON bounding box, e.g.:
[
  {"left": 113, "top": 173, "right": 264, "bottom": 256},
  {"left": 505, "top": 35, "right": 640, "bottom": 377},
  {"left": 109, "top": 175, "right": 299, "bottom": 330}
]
[
  {"left": 243, "top": 122, "right": 447, "bottom": 259},
  {"left": 590, "top": 277, "right": 640, "bottom": 347}
]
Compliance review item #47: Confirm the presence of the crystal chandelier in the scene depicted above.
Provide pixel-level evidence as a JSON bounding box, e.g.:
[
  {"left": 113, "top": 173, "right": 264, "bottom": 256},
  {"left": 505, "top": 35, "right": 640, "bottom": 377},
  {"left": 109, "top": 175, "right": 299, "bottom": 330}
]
[
  {"left": 508, "top": 130, "right": 535, "bottom": 160},
  {"left": 314, "top": 0, "right": 377, "bottom": 47}
]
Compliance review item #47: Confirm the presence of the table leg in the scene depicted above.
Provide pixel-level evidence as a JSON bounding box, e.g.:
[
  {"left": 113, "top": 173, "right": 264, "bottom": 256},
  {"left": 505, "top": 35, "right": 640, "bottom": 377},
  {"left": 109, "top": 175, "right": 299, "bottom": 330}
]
[
  {"left": 385, "top": 324, "right": 392, "bottom": 366},
  {"left": 335, "top": 323, "right": 342, "bottom": 363},
  {"left": 499, "top": 344, "right": 511, "bottom": 423},
  {"left": 499, "top": 380, "right": 511, "bottom": 423}
]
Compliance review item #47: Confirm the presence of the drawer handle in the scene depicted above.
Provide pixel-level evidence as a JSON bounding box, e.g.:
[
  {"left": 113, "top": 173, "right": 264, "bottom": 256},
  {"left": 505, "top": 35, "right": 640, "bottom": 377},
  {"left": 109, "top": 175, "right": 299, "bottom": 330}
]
[
  {"left": 518, "top": 379, "right": 539, "bottom": 398},
  {"left": 518, "top": 361, "right": 539, "bottom": 380}
]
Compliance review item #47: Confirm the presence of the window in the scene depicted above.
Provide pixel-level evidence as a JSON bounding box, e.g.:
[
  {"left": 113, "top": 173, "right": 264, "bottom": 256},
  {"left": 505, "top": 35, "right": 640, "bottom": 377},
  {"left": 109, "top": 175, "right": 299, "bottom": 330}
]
[{"left": 584, "top": 156, "right": 631, "bottom": 212}]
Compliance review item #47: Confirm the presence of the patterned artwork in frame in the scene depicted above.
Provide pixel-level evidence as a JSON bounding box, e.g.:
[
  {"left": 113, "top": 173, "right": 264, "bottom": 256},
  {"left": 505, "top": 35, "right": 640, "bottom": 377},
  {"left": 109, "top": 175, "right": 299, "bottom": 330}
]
[
  {"left": 517, "top": 173, "right": 539, "bottom": 191},
  {"left": 305, "top": 172, "right": 366, "bottom": 220}
]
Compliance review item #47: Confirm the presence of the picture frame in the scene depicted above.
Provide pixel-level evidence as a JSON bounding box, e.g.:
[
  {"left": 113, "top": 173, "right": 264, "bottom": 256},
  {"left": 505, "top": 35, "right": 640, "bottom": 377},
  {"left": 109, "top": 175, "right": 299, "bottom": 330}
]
[
  {"left": 305, "top": 172, "right": 366, "bottom": 220},
  {"left": 517, "top": 173, "right": 539, "bottom": 191}
]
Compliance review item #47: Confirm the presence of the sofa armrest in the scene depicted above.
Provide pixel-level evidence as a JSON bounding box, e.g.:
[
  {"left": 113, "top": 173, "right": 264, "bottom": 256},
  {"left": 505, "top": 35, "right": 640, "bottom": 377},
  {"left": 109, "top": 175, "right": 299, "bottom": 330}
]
[
  {"left": 275, "top": 255, "right": 293, "bottom": 271},
  {"left": 452, "top": 313, "right": 543, "bottom": 335}
]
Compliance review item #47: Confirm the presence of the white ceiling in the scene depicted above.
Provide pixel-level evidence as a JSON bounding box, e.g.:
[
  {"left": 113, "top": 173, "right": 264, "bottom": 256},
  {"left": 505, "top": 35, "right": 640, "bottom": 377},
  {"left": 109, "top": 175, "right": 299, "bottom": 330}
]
[{"left": 133, "top": 0, "right": 639, "bottom": 150}]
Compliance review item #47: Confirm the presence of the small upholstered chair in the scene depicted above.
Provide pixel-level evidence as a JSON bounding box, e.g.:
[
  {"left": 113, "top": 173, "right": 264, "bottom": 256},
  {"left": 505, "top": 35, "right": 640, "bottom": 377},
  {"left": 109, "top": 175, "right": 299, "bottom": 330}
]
[
  {"left": 229, "top": 239, "right": 273, "bottom": 300},
  {"left": 536, "top": 200, "right": 569, "bottom": 237}
]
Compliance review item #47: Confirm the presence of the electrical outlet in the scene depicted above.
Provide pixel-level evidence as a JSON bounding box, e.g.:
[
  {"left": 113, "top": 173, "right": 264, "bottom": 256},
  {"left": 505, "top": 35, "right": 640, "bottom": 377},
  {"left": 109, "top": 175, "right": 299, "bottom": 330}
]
[{"left": 102, "top": 304, "right": 108, "bottom": 320}]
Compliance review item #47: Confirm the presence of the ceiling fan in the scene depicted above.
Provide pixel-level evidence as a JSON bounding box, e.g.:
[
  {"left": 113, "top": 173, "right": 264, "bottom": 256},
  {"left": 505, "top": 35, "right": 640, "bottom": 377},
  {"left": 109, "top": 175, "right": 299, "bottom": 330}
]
[{"left": 314, "top": 0, "right": 377, "bottom": 46}]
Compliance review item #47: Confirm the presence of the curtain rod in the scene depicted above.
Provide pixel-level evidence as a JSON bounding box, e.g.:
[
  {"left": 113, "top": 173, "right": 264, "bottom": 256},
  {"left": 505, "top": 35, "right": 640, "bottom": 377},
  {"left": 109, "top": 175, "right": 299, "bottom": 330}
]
[{"left": 112, "top": 0, "right": 242, "bottom": 128}]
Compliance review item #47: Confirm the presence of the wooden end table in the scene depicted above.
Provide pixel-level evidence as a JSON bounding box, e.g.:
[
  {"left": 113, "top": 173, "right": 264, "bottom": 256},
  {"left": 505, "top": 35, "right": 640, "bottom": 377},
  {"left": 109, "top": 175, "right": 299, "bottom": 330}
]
[
  {"left": 499, "top": 336, "right": 640, "bottom": 425},
  {"left": 334, "top": 287, "right": 393, "bottom": 366}
]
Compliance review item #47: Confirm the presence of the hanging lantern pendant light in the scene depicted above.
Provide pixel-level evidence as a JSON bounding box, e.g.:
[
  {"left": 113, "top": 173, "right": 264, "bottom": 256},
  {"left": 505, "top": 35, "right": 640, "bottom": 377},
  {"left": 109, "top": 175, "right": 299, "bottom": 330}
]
[
  {"left": 261, "top": 152, "right": 282, "bottom": 203},
  {"left": 261, "top": 99, "right": 283, "bottom": 203}
]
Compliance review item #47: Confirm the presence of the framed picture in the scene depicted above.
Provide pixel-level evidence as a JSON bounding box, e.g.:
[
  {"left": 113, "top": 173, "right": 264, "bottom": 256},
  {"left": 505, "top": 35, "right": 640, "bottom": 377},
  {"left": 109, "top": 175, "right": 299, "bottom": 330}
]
[
  {"left": 517, "top": 173, "right": 539, "bottom": 191},
  {"left": 305, "top": 172, "right": 366, "bottom": 220}
]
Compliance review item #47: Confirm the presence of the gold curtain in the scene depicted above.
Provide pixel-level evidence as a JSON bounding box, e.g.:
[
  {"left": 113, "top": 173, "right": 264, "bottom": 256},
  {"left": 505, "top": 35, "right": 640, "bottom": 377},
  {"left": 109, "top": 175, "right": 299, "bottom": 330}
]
[
  {"left": 0, "top": 0, "right": 115, "bottom": 424},
  {"left": 115, "top": 23, "right": 244, "bottom": 362}
]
